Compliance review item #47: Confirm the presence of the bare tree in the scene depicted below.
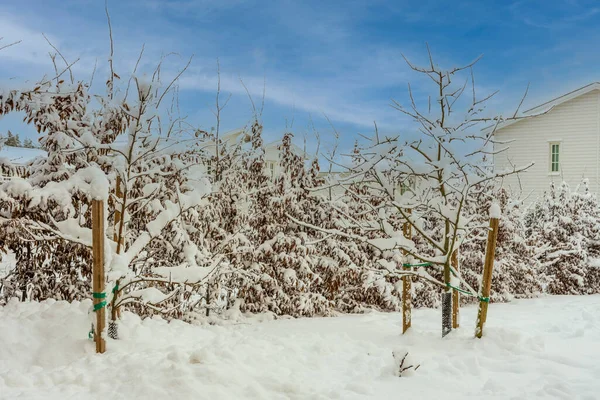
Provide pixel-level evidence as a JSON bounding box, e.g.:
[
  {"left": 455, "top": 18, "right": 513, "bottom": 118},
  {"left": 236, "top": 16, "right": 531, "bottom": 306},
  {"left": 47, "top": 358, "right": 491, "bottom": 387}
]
[{"left": 291, "top": 47, "right": 544, "bottom": 336}]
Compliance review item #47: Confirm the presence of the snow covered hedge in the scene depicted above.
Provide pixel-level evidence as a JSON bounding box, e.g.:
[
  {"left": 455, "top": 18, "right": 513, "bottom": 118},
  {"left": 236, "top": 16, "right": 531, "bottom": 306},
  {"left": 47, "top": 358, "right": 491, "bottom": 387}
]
[
  {"left": 188, "top": 129, "right": 402, "bottom": 318},
  {"left": 2, "top": 42, "right": 600, "bottom": 322},
  {"left": 524, "top": 180, "right": 600, "bottom": 295}
]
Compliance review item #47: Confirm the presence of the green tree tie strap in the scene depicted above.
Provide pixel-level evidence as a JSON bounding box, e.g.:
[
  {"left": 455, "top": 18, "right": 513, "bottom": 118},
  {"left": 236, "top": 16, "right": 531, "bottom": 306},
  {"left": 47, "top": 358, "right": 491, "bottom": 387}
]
[
  {"left": 92, "top": 292, "right": 107, "bottom": 311},
  {"left": 446, "top": 284, "right": 472, "bottom": 296},
  {"left": 402, "top": 262, "right": 433, "bottom": 268},
  {"left": 93, "top": 301, "right": 107, "bottom": 311},
  {"left": 402, "top": 262, "right": 460, "bottom": 277},
  {"left": 89, "top": 292, "right": 107, "bottom": 339},
  {"left": 446, "top": 283, "right": 489, "bottom": 303},
  {"left": 402, "top": 262, "right": 460, "bottom": 278},
  {"left": 88, "top": 290, "right": 114, "bottom": 339}
]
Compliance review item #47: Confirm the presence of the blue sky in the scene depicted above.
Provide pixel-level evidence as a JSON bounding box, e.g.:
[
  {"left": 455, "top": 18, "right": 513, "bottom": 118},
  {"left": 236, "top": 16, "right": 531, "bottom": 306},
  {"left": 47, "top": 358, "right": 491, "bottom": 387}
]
[{"left": 1, "top": 0, "right": 600, "bottom": 156}]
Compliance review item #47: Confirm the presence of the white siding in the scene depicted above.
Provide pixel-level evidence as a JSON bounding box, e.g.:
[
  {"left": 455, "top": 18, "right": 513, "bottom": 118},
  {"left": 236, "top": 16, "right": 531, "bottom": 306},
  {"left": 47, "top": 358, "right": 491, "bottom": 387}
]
[{"left": 493, "top": 89, "right": 600, "bottom": 200}]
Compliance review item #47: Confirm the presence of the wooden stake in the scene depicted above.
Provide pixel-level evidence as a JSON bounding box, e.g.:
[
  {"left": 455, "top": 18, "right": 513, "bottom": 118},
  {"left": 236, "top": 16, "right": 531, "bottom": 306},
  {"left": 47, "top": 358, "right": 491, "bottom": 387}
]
[
  {"left": 451, "top": 250, "right": 459, "bottom": 329},
  {"left": 112, "top": 176, "right": 123, "bottom": 322},
  {"left": 113, "top": 176, "right": 123, "bottom": 245},
  {"left": 402, "top": 210, "right": 412, "bottom": 334},
  {"left": 92, "top": 199, "right": 106, "bottom": 354},
  {"left": 475, "top": 217, "right": 499, "bottom": 339}
]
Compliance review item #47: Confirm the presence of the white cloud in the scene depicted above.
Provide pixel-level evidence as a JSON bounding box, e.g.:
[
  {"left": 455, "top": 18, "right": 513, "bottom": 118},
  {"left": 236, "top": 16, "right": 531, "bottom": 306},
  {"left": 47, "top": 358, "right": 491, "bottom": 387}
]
[
  {"left": 179, "top": 71, "right": 402, "bottom": 129},
  {"left": 0, "top": 16, "right": 60, "bottom": 66}
]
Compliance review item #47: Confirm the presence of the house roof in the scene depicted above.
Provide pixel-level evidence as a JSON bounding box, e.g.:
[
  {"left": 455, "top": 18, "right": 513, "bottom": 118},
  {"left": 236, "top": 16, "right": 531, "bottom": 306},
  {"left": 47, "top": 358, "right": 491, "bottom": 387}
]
[
  {"left": 485, "top": 82, "right": 600, "bottom": 134},
  {"left": 0, "top": 146, "right": 46, "bottom": 165},
  {"left": 523, "top": 82, "right": 600, "bottom": 114},
  {"left": 264, "top": 140, "right": 309, "bottom": 161}
]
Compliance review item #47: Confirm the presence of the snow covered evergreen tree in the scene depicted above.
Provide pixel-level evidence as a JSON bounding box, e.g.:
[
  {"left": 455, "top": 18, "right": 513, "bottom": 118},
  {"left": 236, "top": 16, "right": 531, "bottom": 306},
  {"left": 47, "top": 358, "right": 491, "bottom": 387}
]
[
  {"left": 23, "top": 138, "right": 35, "bottom": 148},
  {"left": 4, "top": 131, "right": 21, "bottom": 147}
]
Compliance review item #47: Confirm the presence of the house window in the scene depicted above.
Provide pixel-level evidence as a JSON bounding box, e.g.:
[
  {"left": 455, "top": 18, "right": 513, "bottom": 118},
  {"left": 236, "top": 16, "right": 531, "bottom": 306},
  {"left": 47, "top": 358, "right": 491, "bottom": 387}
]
[{"left": 549, "top": 143, "right": 560, "bottom": 173}]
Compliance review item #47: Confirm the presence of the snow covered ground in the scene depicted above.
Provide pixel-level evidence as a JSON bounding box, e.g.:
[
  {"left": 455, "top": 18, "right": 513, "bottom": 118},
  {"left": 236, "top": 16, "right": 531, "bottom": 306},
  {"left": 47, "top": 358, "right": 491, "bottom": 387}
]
[
  {"left": 1, "top": 296, "right": 599, "bottom": 400},
  {"left": 0, "top": 146, "right": 46, "bottom": 167}
]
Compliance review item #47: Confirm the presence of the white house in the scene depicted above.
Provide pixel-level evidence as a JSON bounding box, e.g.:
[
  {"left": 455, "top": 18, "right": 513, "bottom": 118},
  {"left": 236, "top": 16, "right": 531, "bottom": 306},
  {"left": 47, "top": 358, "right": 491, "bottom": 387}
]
[
  {"left": 204, "top": 128, "right": 307, "bottom": 180},
  {"left": 492, "top": 82, "right": 600, "bottom": 199}
]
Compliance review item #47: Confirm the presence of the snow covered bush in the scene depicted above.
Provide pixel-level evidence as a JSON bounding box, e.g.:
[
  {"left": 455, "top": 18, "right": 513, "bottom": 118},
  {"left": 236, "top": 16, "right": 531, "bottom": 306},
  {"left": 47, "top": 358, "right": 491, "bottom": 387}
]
[
  {"left": 525, "top": 180, "right": 600, "bottom": 295},
  {"left": 0, "top": 203, "right": 92, "bottom": 303},
  {"left": 193, "top": 127, "right": 401, "bottom": 318},
  {"left": 0, "top": 81, "right": 97, "bottom": 304}
]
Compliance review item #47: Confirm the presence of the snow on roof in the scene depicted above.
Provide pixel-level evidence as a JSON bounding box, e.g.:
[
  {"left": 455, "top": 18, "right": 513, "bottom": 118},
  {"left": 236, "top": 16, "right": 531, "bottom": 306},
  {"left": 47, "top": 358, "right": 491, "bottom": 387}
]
[
  {"left": 484, "top": 82, "right": 600, "bottom": 134},
  {"left": 221, "top": 128, "right": 246, "bottom": 143},
  {"left": 524, "top": 82, "right": 600, "bottom": 114},
  {"left": 0, "top": 146, "right": 46, "bottom": 165}
]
